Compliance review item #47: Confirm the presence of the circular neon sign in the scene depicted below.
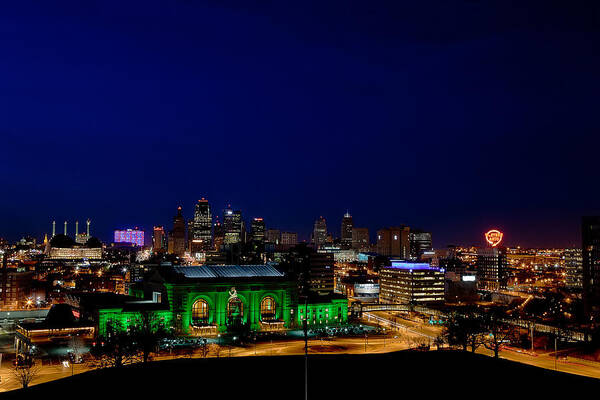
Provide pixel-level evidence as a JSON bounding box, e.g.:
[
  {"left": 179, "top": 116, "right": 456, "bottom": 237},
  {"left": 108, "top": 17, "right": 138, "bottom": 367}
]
[{"left": 485, "top": 229, "right": 503, "bottom": 247}]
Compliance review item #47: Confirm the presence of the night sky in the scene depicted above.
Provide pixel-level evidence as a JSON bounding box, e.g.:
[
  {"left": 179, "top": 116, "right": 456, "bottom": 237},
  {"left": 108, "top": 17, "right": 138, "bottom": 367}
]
[{"left": 1, "top": 1, "right": 599, "bottom": 248}]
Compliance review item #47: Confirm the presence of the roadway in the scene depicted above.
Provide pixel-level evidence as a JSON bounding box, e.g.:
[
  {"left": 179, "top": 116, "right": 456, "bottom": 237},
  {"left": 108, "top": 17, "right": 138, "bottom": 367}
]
[
  {"left": 1, "top": 313, "right": 599, "bottom": 392},
  {"left": 366, "top": 310, "right": 600, "bottom": 380},
  {"left": 0, "top": 335, "right": 412, "bottom": 392}
]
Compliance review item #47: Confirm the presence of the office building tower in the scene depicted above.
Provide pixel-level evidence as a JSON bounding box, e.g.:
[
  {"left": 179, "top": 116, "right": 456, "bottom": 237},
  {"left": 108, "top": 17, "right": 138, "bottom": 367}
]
[
  {"left": 280, "top": 231, "right": 298, "bottom": 249},
  {"left": 213, "top": 218, "right": 224, "bottom": 250},
  {"left": 168, "top": 206, "right": 186, "bottom": 257},
  {"left": 251, "top": 218, "right": 266, "bottom": 244},
  {"left": 341, "top": 212, "right": 353, "bottom": 247},
  {"left": 476, "top": 247, "right": 507, "bottom": 292},
  {"left": 152, "top": 226, "right": 166, "bottom": 252},
  {"left": 265, "top": 229, "right": 280, "bottom": 245},
  {"left": 313, "top": 216, "right": 327, "bottom": 249},
  {"left": 409, "top": 229, "right": 433, "bottom": 259},
  {"left": 309, "top": 252, "right": 335, "bottom": 296},
  {"left": 114, "top": 228, "right": 145, "bottom": 247},
  {"left": 223, "top": 206, "right": 243, "bottom": 244},
  {"left": 564, "top": 248, "right": 583, "bottom": 290},
  {"left": 583, "top": 216, "right": 600, "bottom": 317},
  {"left": 379, "top": 261, "right": 445, "bottom": 304},
  {"left": 352, "top": 227, "right": 370, "bottom": 250},
  {"left": 190, "top": 198, "right": 212, "bottom": 252},
  {"left": 377, "top": 226, "right": 410, "bottom": 258}
]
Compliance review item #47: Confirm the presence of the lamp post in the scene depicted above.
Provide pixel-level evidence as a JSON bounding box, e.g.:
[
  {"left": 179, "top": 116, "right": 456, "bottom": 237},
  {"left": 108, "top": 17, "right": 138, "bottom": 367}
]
[
  {"left": 301, "top": 293, "right": 309, "bottom": 400},
  {"left": 554, "top": 335, "right": 558, "bottom": 371}
]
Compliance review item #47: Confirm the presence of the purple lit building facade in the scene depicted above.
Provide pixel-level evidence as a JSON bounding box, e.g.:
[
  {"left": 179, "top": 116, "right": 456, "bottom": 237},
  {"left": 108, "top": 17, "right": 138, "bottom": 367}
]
[{"left": 114, "top": 229, "right": 145, "bottom": 247}]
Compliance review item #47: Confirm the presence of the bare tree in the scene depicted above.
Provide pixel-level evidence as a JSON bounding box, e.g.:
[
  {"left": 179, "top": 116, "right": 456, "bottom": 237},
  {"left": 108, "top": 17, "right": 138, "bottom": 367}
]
[
  {"left": 443, "top": 307, "right": 487, "bottom": 353},
  {"left": 483, "top": 309, "right": 516, "bottom": 359},
  {"left": 89, "top": 321, "right": 139, "bottom": 368},
  {"left": 129, "top": 311, "right": 170, "bottom": 364},
  {"left": 443, "top": 312, "right": 469, "bottom": 351},
  {"left": 433, "top": 334, "right": 445, "bottom": 350},
  {"left": 13, "top": 358, "right": 41, "bottom": 389}
]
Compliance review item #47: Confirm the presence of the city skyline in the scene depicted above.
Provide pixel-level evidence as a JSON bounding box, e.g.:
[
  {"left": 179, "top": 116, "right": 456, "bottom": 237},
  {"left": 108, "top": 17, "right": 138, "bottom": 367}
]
[{"left": 3, "top": 201, "right": 590, "bottom": 249}]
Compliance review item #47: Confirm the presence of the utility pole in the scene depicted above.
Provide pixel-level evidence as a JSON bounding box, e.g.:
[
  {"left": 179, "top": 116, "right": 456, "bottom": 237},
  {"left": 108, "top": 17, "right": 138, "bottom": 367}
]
[
  {"left": 302, "top": 294, "right": 308, "bottom": 400},
  {"left": 554, "top": 336, "right": 558, "bottom": 371},
  {"left": 530, "top": 323, "right": 534, "bottom": 352}
]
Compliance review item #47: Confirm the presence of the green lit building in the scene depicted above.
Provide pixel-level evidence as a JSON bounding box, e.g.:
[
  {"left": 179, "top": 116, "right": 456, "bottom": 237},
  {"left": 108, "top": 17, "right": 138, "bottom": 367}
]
[{"left": 96, "top": 264, "right": 348, "bottom": 337}]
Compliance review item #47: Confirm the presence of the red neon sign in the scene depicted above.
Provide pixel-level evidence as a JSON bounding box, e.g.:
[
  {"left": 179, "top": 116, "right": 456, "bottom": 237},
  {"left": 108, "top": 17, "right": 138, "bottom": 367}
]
[{"left": 485, "top": 229, "right": 503, "bottom": 247}]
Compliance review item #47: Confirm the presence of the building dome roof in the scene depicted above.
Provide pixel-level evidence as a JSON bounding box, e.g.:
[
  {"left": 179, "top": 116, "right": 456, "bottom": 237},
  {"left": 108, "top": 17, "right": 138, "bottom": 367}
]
[{"left": 49, "top": 234, "right": 75, "bottom": 248}]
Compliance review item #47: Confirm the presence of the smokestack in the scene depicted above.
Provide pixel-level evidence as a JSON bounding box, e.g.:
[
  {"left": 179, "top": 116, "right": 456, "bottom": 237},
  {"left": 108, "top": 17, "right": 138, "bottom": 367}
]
[
  {"left": 87, "top": 219, "right": 91, "bottom": 236},
  {"left": 52, "top": 220, "right": 56, "bottom": 237},
  {"left": 76, "top": 221, "right": 79, "bottom": 237},
  {"left": 64, "top": 221, "right": 67, "bottom": 236}
]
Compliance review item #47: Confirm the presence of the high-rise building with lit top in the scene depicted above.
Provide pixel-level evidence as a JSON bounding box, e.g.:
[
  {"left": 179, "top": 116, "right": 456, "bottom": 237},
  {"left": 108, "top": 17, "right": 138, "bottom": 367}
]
[
  {"left": 340, "top": 212, "right": 353, "bottom": 247},
  {"left": 190, "top": 198, "right": 212, "bottom": 252},
  {"left": 251, "top": 218, "right": 266, "bottom": 244},
  {"left": 153, "top": 226, "right": 166, "bottom": 252},
  {"left": 168, "top": 206, "right": 186, "bottom": 257},
  {"left": 223, "top": 206, "right": 243, "bottom": 244}
]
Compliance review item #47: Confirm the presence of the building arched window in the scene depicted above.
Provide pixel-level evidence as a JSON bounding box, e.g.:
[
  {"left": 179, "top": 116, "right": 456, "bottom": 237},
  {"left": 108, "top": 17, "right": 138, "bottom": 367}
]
[
  {"left": 191, "top": 299, "right": 209, "bottom": 326},
  {"left": 260, "top": 296, "right": 277, "bottom": 321},
  {"left": 227, "top": 298, "right": 244, "bottom": 324}
]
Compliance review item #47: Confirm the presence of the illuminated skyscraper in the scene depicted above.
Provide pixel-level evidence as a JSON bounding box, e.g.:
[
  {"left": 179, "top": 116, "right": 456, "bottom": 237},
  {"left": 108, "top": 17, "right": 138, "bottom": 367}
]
[
  {"left": 340, "top": 212, "right": 353, "bottom": 247},
  {"left": 250, "top": 218, "right": 266, "bottom": 244},
  {"left": 583, "top": 216, "right": 600, "bottom": 317},
  {"left": 312, "top": 216, "right": 327, "bottom": 249},
  {"left": 223, "top": 206, "right": 243, "bottom": 244},
  {"left": 190, "top": 198, "right": 212, "bottom": 252},
  {"left": 153, "top": 226, "right": 166, "bottom": 252},
  {"left": 564, "top": 248, "right": 583, "bottom": 290},
  {"left": 168, "top": 206, "right": 186, "bottom": 257},
  {"left": 409, "top": 229, "right": 433, "bottom": 260},
  {"left": 476, "top": 247, "right": 507, "bottom": 292}
]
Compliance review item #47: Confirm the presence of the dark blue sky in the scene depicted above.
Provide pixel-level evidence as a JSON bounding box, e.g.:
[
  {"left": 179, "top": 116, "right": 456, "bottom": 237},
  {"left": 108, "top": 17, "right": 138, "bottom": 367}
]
[{"left": 1, "top": 1, "right": 599, "bottom": 248}]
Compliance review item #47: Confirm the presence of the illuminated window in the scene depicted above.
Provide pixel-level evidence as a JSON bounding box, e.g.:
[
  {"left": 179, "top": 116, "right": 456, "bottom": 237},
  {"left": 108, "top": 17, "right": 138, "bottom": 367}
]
[
  {"left": 227, "top": 297, "right": 244, "bottom": 324},
  {"left": 260, "top": 296, "right": 277, "bottom": 321},
  {"left": 191, "top": 299, "right": 209, "bottom": 326}
]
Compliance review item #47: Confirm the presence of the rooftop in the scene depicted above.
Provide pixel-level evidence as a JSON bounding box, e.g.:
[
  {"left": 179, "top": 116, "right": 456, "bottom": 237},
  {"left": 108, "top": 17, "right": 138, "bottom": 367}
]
[
  {"left": 174, "top": 264, "right": 284, "bottom": 279},
  {"left": 388, "top": 261, "right": 440, "bottom": 270}
]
